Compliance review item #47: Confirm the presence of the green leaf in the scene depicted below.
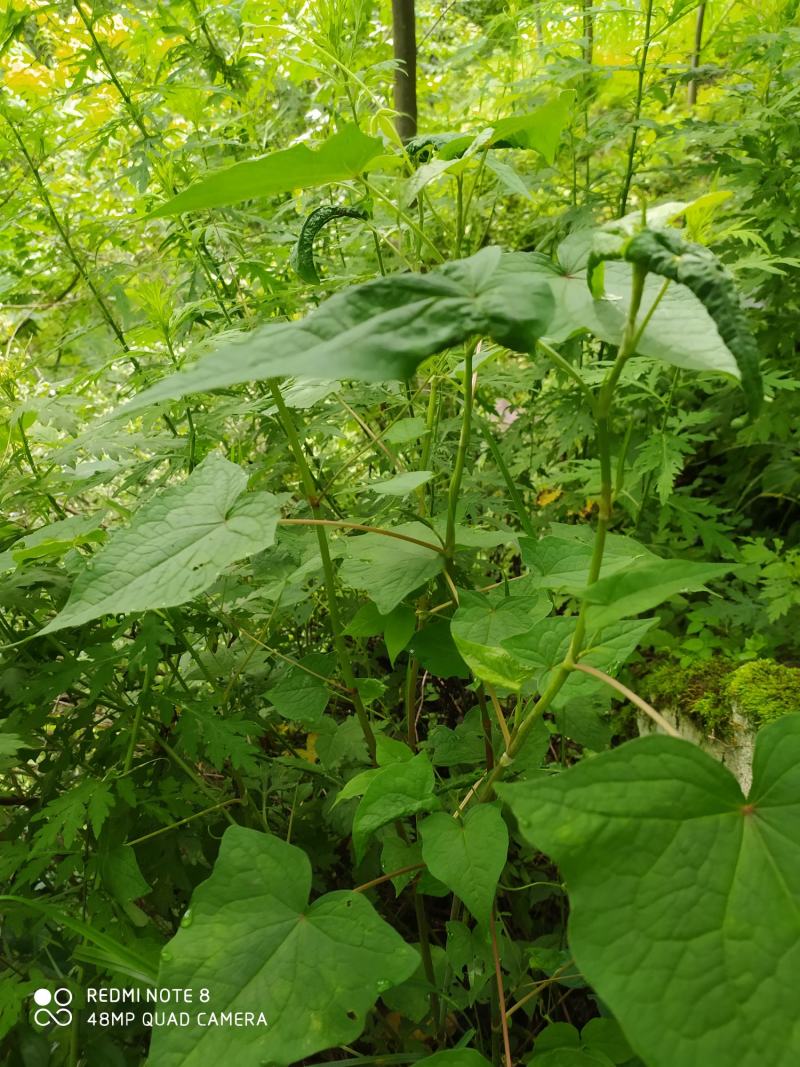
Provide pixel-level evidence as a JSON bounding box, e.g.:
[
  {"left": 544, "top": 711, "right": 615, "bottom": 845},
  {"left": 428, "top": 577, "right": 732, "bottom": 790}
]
[
  {"left": 420, "top": 805, "right": 508, "bottom": 927},
  {"left": 339, "top": 523, "right": 444, "bottom": 615},
  {"left": 582, "top": 558, "right": 736, "bottom": 627},
  {"left": 489, "top": 92, "right": 575, "bottom": 163},
  {"left": 623, "top": 228, "right": 762, "bottom": 415},
  {"left": 498, "top": 716, "right": 800, "bottom": 1067},
  {"left": 541, "top": 236, "right": 759, "bottom": 404},
  {"left": 100, "top": 845, "right": 150, "bottom": 905},
  {"left": 520, "top": 530, "right": 654, "bottom": 595},
  {"left": 415, "top": 1050, "right": 492, "bottom": 1067},
  {"left": 369, "top": 470, "right": 435, "bottom": 496},
  {"left": 41, "top": 455, "right": 283, "bottom": 633},
  {"left": 352, "top": 753, "right": 437, "bottom": 861},
  {"left": 409, "top": 620, "right": 470, "bottom": 679},
  {"left": 383, "top": 604, "right": 416, "bottom": 665},
  {"left": 118, "top": 248, "right": 554, "bottom": 415},
  {"left": 265, "top": 653, "right": 333, "bottom": 726},
  {"left": 450, "top": 589, "right": 552, "bottom": 689},
  {"left": 148, "top": 125, "right": 383, "bottom": 217},
  {"left": 148, "top": 827, "right": 417, "bottom": 1067},
  {"left": 291, "top": 203, "right": 370, "bottom": 283}
]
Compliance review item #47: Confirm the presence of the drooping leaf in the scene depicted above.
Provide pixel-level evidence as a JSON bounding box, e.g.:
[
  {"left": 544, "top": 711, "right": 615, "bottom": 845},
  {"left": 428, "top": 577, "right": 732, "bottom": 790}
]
[
  {"left": 339, "top": 523, "right": 444, "bottom": 615},
  {"left": 148, "top": 827, "right": 418, "bottom": 1067},
  {"left": 147, "top": 125, "right": 383, "bottom": 217},
  {"left": 290, "top": 203, "right": 370, "bottom": 283},
  {"left": 497, "top": 715, "right": 800, "bottom": 1067},
  {"left": 520, "top": 531, "right": 654, "bottom": 595},
  {"left": 352, "top": 753, "right": 437, "bottom": 861},
  {"left": 582, "top": 558, "right": 736, "bottom": 627},
  {"left": 41, "top": 455, "right": 284, "bottom": 633},
  {"left": 117, "top": 248, "right": 554, "bottom": 415},
  {"left": 586, "top": 226, "right": 762, "bottom": 415},
  {"left": 420, "top": 805, "right": 508, "bottom": 927}
]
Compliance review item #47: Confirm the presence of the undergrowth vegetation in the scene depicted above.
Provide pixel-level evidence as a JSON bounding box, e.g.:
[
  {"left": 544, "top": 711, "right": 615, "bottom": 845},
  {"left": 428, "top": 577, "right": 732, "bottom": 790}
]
[{"left": 1, "top": 2, "right": 799, "bottom": 1066}]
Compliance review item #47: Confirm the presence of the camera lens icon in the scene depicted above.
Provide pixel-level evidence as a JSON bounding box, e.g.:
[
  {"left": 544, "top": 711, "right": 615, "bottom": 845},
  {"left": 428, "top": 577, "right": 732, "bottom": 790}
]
[{"left": 33, "top": 987, "right": 73, "bottom": 1027}]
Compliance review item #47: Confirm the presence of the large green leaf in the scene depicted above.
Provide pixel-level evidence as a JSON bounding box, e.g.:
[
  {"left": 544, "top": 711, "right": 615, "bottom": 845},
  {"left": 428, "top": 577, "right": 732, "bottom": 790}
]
[
  {"left": 339, "top": 522, "right": 444, "bottom": 615},
  {"left": 450, "top": 589, "right": 551, "bottom": 689},
  {"left": 420, "top": 805, "right": 508, "bottom": 927},
  {"left": 497, "top": 715, "right": 800, "bottom": 1067},
  {"left": 582, "top": 558, "right": 736, "bottom": 627},
  {"left": 588, "top": 227, "right": 762, "bottom": 415},
  {"left": 148, "top": 125, "right": 383, "bottom": 217},
  {"left": 520, "top": 530, "right": 654, "bottom": 596},
  {"left": 147, "top": 827, "right": 417, "bottom": 1067},
  {"left": 352, "top": 753, "right": 437, "bottom": 861},
  {"left": 118, "top": 248, "right": 554, "bottom": 415},
  {"left": 41, "top": 454, "right": 283, "bottom": 633},
  {"left": 533, "top": 232, "right": 761, "bottom": 412}
]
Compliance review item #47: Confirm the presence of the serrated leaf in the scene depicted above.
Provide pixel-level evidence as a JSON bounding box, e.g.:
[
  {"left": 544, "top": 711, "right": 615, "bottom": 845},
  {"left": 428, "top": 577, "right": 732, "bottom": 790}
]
[
  {"left": 352, "top": 753, "right": 437, "bottom": 861},
  {"left": 148, "top": 125, "right": 383, "bottom": 217},
  {"left": 118, "top": 249, "right": 554, "bottom": 415},
  {"left": 41, "top": 455, "right": 283, "bottom": 632},
  {"left": 148, "top": 827, "right": 418, "bottom": 1067},
  {"left": 497, "top": 716, "right": 800, "bottom": 1067},
  {"left": 420, "top": 805, "right": 508, "bottom": 927}
]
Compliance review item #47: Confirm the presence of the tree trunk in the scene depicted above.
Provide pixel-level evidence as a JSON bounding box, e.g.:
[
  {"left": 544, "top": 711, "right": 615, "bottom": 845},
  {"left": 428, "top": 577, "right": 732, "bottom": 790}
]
[
  {"left": 687, "top": 3, "right": 706, "bottom": 107},
  {"left": 391, "top": 0, "right": 418, "bottom": 141}
]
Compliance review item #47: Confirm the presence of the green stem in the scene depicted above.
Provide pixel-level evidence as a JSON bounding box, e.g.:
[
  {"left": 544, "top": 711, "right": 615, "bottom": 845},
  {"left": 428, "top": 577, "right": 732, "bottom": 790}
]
[
  {"left": 444, "top": 344, "right": 476, "bottom": 559},
  {"left": 146, "top": 727, "right": 237, "bottom": 825},
  {"left": 618, "top": 0, "right": 655, "bottom": 216},
  {"left": 126, "top": 800, "right": 243, "bottom": 847},
  {"left": 269, "top": 382, "right": 377, "bottom": 762},
  {"left": 476, "top": 263, "right": 648, "bottom": 801}
]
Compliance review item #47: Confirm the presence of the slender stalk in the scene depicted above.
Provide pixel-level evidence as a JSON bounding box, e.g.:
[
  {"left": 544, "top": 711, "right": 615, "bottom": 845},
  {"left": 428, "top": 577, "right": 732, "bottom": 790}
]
[
  {"left": 353, "top": 862, "right": 425, "bottom": 894},
  {"left": 126, "top": 799, "right": 243, "bottom": 847},
  {"left": 413, "top": 887, "right": 441, "bottom": 1025},
  {"left": 687, "top": 4, "right": 707, "bottom": 107},
  {"left": 270, "top": 383, "right": 377, "bottom": 761},
  {"left": 444, "top": 343, "right": 476, "bottom": 559},
  {"left": 618, "top": 0, "right": 655, "bottom": 216},
  {"left": 490, "top": 909, "right": 513, "bottom": 1067},
  {"left": 572, "top": 663, "right": 680, "bottom": 736},
  {"left": 278, "top": 518, "right": 444, "bottom": 553},
  {"left": 470, "top": 264, "right": 648, "bottom": 804}
]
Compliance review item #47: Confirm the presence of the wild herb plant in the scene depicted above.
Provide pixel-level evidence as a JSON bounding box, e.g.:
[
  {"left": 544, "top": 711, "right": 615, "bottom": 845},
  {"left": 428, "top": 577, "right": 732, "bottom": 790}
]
[{"left": 1, "top": 4, "right": 800, "bottom": 1067}]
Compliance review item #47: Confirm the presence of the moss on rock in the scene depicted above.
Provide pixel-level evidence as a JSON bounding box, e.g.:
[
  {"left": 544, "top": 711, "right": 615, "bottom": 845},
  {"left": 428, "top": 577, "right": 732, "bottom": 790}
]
[
  {"left": 643, "top": 656, "right": 800, "bottom": 735},
  {"left": 727, "top": 659, "right": 800, "bottom": 725}
]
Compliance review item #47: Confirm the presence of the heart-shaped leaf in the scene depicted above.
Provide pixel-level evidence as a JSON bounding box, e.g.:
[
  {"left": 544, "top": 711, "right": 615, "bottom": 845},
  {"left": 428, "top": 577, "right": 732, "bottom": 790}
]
[
  {"left": 498, "top": 715, "right": 800, "bottom": 1067},
  {"left": 148, "top": 827, "right": 417, "bottom": 1067}
]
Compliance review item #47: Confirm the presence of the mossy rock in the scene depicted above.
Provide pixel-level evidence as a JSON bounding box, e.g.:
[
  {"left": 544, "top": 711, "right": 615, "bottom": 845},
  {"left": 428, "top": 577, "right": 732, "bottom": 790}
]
[{"left": 643, "top": 656, "right": 800, "bottom": 738}]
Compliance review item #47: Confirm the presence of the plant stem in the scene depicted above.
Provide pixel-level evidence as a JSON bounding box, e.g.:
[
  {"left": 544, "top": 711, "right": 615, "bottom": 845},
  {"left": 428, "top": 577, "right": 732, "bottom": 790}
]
[
  {"left": 444, "top": 343, "right": 476, "bottom": 560},
  {"left": 270, "top": 382, "right": 377, "bottom": 762},
  {"left": 490, "top": 909, "right": 513, "bottom": 1067},
  {"left": 618, "top": 0, "right": 655, "bottom": 216},
  {"left": 472, "top": 263, "right": 648, "bottom": 803},
  {"left": 572, "top": 662, "right": 680, "bottom": 736}
]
